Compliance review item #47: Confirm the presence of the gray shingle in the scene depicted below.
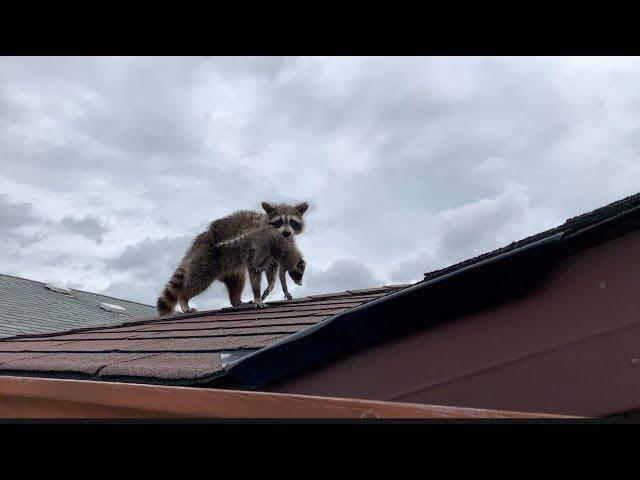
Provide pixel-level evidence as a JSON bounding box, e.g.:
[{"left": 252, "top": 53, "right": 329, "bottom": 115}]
[{"left": 0, "top": 273, "right": 156, "bottom": 339}]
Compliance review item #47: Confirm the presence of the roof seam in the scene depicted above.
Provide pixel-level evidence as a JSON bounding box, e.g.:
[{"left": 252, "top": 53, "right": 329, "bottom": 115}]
[
  {"left": 2, "top": 329, "right": 308, "bottom": 343},
  {"left": 94, "top": 352, "right": 162, "bottom": 377},
  {"left": 0, "top": 348, "right": 268, "bottom": 354}
]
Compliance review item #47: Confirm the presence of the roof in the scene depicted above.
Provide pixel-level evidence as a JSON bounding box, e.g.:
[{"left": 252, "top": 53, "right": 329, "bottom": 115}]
[
  {"left": 1, "top": 191, "right": 640, "bottom": 390},
  {"left": 0, "top": 285, "right": 409, "bottom": 385},
  {"left": 0, "top": 273, "right": 156, "bottom": 338}
]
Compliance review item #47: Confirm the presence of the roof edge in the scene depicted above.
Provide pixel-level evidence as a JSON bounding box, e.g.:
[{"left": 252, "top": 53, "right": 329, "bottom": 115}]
[
  {"left": 223, "top": 198, "right": 640, "bottom": 390},
  {"left": 0, "top": 375, "right": 579, "bottom": 418},
  {"left": 222, "top": 232, "right": 565, "bottom": 388}
]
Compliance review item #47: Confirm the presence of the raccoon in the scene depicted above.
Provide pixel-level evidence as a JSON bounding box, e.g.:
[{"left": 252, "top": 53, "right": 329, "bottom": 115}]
[
  {"left": 215, "top": 213, "right": 306, "bottom": 301},
  {"left": 156, "top": 201, "right": 309, "bottom": 315},
  {"left": 261, "top": 243, "right": 306, "bottom": 301},
  {"left": 216, "top": 203, "right": 307, "bottom": 306}
]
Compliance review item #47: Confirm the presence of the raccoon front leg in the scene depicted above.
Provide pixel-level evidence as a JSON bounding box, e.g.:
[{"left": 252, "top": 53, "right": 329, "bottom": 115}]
[
  {"left": 279, "top": 267, "right": 293, "bottom": 300},
  {"left": 179, "top": 298, "right": 197, "bottom": 313},
  {"left": 248, "top": 267, "right": 269, "bottom": 308},
  {"left": 261, "top": 261, "right": 278, "bottom": 301}
]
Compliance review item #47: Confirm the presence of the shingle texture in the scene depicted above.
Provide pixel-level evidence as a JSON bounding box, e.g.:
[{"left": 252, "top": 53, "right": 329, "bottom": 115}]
[
  {"left": 0, "top": 285, "right": 409, "bottom": 385},
  {"left": 0, "top": 274, "right": 156, "bottom": 338}
]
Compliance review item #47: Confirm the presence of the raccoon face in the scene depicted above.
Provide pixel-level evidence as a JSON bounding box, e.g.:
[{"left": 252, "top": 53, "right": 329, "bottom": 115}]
[{"left": 262, "top": 201, "right": 309, "bottom": 239}]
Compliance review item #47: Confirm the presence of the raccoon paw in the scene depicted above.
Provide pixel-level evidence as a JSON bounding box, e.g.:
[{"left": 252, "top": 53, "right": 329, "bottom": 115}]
[
  {"left": 188, "top": 307, "right": 198, "bottom": 313},
  {"left": 284, "top": 292, "right": 293, "bottom": 301},
  {"left": 254, "top": 299, "right": 269, "bottom": 309}
]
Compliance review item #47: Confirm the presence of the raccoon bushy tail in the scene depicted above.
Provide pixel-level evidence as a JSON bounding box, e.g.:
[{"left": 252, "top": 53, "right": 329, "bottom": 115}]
[
  {"left": 214, "top": 225, "right": 270, "bottom": 248},
  {"left": 157, "top": 266, "right": 185, "bottom": 315}
]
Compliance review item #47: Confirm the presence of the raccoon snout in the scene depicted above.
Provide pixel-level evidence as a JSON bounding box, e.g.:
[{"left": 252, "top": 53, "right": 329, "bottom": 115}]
[{"left": 282, "top": 231, "right": 291, "bottom": 237}]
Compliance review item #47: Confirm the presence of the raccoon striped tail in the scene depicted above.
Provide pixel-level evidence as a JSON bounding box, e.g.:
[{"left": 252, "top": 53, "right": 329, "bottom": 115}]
[
  {"left": 214, "top": 225, "right": 269, "bottom": 248},
  {"left": 288, "top": 257, "right": 305, "bottom": 286},
  {"left": 156, "top": 267, "right": 185, "bottom": 316}
]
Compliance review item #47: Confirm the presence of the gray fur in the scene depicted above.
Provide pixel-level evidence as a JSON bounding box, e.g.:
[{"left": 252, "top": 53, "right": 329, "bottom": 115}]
[
  {"left": 156, "top": 202, "right": 308, "bottom": 315},
  {"left": 262, "top": 244, "right": 306, "bottom": 301}
]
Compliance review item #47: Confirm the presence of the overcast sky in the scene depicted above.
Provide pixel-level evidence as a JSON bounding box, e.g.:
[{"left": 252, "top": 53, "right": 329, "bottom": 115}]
[{"left": 1, "top": 56, "right": 639, "bottom": 310}]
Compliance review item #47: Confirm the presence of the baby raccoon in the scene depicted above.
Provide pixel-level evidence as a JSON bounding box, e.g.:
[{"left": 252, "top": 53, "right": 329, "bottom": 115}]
[
  {"left": 261, "top": 244, "right": 306, "bottom": 301},
  {"left": 216, "top": 213, "right": 306, "bottom": 302},
  {"left": 156, "top": 201, "right": 308, "bottom": 315}
]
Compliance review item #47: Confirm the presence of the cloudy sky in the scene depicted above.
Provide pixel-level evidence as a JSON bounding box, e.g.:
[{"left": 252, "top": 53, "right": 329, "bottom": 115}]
[{"left": 1, "top": 56, "right": 639, "bottom": 310}]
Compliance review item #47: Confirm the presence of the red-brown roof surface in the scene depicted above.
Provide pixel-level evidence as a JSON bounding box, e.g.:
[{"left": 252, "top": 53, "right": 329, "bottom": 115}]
[{"left": 0, "top": 285, "right": 411, "bottom": 386}]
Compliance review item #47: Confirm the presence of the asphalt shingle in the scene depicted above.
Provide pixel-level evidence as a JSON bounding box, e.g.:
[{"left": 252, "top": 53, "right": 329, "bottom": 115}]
[
  {"left": 0, "top": 284, "right": 410, "bottom": 385},
  {"left": 0, "top": 274, "right": 156, "bottom": 338}
]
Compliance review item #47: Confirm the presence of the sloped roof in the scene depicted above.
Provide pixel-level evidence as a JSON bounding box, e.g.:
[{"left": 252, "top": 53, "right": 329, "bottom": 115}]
[
  {"left": 0, "top": 274, "right": 156, "bottom": 338},
  {"left": 2, "top": 191, "right": 640, "bottom": 391},
  {"left": 0, "top": 285, "right": 410, "bottom": 385}
]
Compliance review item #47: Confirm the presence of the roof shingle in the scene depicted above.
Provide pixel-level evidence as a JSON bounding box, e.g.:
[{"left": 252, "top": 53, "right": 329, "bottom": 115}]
[
  {"left": 0, "top": 285, "right": 410, "bottom": 385},
  {"left": 0, "top": 274, "right": 156, "bottom": 338}
]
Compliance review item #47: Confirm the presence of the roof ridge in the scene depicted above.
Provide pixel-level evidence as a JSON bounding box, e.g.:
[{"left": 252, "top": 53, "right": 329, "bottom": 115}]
[
  {"left": 0, "top": 283, "right": 412, "bottom": 342},
  {"left": 562, "top": 191, "right": 640, "bottom": 224},
  {"left": 423, "top": 190, "right": 640, "bottom": 280}
]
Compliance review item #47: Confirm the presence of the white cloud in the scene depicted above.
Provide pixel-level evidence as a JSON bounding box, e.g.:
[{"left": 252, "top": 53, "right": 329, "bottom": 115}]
[{"left": 1, "top": 56, "right": 639, "bottom": 308}]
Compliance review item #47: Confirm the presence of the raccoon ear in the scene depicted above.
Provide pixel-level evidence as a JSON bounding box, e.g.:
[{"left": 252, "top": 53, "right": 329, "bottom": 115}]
[
  {"left": 261, "top": 202, "right": 275, "bottom": 214},
  {"left": 295, "top": 202, "right": 309, "bottom": 215}
]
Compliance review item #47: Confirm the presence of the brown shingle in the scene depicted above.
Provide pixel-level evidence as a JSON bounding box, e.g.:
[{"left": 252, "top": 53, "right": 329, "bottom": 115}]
[
  {"left": 0, "top": 340, "right": 76, "bottom": 352},
  {"left": 10, "top": 325, "right": 308, "bottom": 342},
  {"left": 201, "top": 303, "right": 365, "bottom": 317},
  {"left": 0, "top": 351, "right": 58, "bottom": 365},
  {"left": 12, "top": 331, "right": 144, "bottom": 341},
  {"left": 99, "top": 352, "right": 223, "bottom": 380},
  {"left": 6, "top": 339, "right": 160, "bottom": 353},
  {"left": 128, "top": 325, "right": 305, "bottom": 339},
  {"left": 133, "top": 316, "right": 324, "bottom": 331},
  {"left": 308, "top": 292, "right": 355, "bottom": 300},
  {"left": 346, "top": 287, "right": 394, "bottom": 295},
  {"left": 0, "top": 352, "right": 155, "bottom": 375},
  {"left": 144, "top": 334, "right": 287, "bottom": 352},
  {"left": 0, "top": 284, "right": 411, "bottom": 385}
]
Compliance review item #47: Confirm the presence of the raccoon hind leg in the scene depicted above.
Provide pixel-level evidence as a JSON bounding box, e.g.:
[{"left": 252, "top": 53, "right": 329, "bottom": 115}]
[
  {"left": 248, "top": 267, "right": 268, "bottom": 309},
  {"left": 279, "top": 266, "right": 293, "bottom": 300},
  {"left": 222, "top": 270, "right": 246, "bottom": 307},
  {"left": 261, "top": 261, "right": 278, "bottom": 301},
  {"left": 179, "top": 260, "right": 220, "bottom": 313}
]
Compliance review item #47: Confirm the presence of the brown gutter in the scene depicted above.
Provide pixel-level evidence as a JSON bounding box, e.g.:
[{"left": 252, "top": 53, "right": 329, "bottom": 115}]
[{"left": 0, "top": 376, "right": 576, "bottom": 418}]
